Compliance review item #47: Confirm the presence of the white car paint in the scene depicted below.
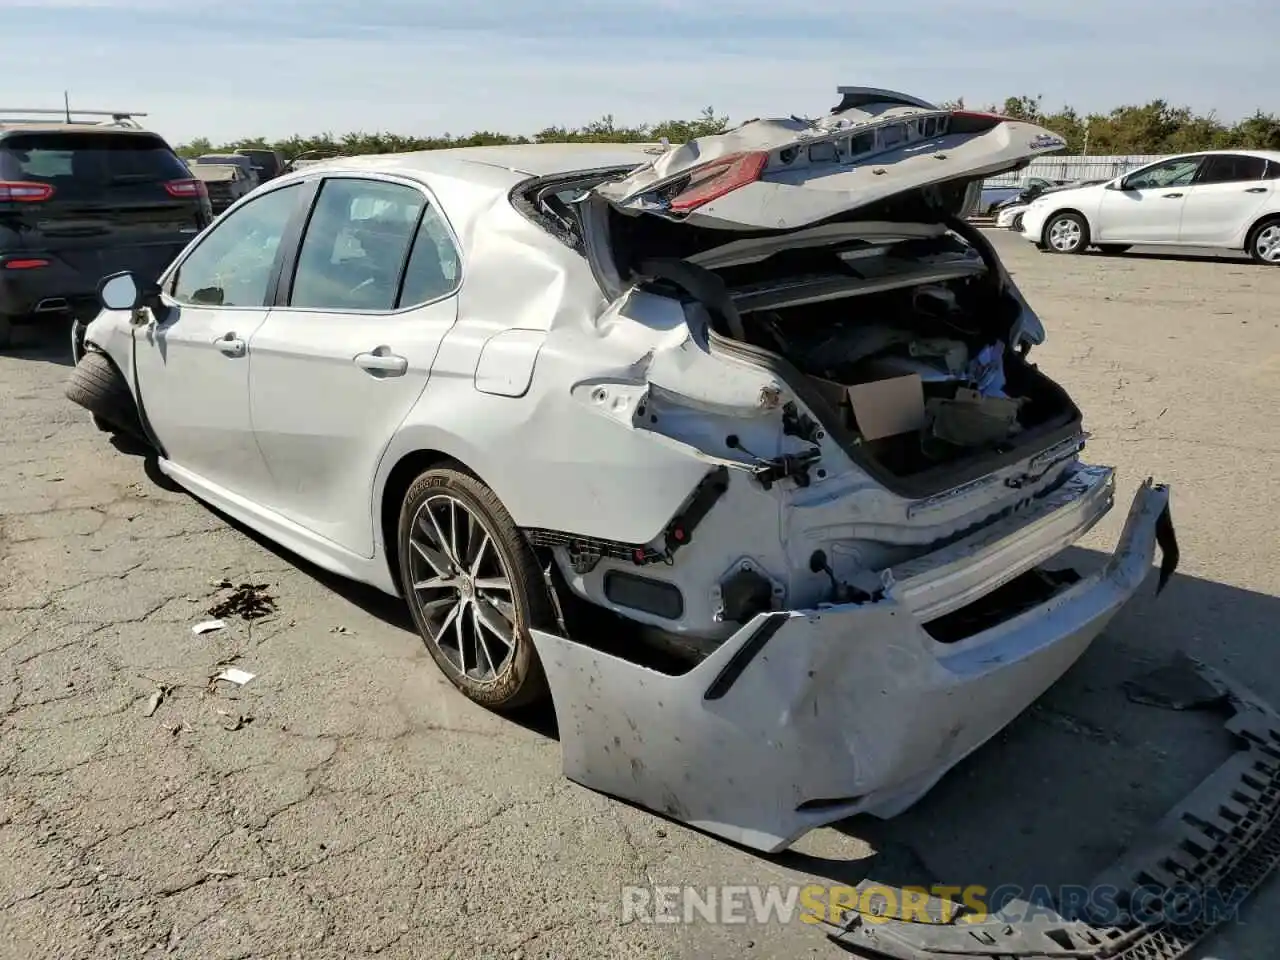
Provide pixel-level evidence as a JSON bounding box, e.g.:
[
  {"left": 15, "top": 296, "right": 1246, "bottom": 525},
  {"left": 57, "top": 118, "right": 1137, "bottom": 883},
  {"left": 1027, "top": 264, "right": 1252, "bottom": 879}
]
[
  {"left": 1020, "top": 150, "right": 1280, "bottom": 260},
  {"left": 77, "top": 92, "right": 1178, "bottom": 853}
]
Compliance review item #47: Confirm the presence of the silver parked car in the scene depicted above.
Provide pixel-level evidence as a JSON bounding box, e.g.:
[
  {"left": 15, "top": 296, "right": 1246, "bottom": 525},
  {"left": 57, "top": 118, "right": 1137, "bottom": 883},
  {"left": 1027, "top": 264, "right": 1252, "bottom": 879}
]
[{"left": 69, "top": 88, "right": 1176, "bottom": 855}]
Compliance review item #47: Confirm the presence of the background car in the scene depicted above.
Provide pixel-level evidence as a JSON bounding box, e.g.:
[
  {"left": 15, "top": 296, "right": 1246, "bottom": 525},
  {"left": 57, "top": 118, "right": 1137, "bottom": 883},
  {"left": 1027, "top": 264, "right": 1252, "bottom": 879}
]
[
  {"left": 1019, "top": 150, "right": 1280, "bottom": 261},
  {"left": 0, "top": 107, "right": 211, "bottom": 350},
  {"left": 234, "top": 147, "right": 287, "bottom": 183},
  {"left": 976, "top": 176, "right": 1060, "bottom": 216},
  {"left": 190, "top": 161, "right": 254, "bottom": 215}
]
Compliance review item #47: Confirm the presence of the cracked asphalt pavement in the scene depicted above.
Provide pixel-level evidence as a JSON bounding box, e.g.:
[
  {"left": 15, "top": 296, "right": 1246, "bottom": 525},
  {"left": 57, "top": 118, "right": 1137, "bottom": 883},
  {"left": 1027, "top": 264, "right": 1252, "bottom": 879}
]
[{"left": 2, "top": 233, "right": 1280, "bottom": 959}]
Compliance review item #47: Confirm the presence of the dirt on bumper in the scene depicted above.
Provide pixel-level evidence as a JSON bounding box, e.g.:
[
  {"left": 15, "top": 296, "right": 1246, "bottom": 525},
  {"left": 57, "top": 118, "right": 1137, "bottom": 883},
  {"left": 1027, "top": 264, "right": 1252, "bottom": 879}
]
[{"left": 531, "top": 479, "right": 1179, "bottom": 854}]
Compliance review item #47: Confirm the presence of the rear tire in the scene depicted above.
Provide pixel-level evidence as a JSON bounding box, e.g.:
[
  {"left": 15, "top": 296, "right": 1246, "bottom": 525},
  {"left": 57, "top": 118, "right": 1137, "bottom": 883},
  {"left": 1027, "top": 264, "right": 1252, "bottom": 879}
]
[
  {"left": 0, "top": 314, "right": 12, "bottom": 350},
  {"left": 65, "top": 350, "right": 147, "bottom": 442},
  {"left": 1096, "top": 244, "right": 1131, "bottom": 256},
  {"left": 1042, "top": 212, "right": 1090, "bottom": 254},
  {"left": 1247, "top": 217, "right": 1280, "bottom": 265},
  {"left": 397, "top": 466, "right": 552, "bottom": 712}
]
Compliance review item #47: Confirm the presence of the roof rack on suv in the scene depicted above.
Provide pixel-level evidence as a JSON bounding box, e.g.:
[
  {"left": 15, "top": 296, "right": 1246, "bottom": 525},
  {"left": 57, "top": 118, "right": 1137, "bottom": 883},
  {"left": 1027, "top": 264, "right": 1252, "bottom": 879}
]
[{"left": 0, "top": 107, "right": 149, "bottom": 129}]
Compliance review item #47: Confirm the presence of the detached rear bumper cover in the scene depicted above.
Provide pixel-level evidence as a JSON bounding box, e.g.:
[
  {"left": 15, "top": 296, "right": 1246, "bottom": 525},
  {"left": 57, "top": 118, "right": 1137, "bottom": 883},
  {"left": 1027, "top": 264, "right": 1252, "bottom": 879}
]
[
  {"left": 531, "top": 479, "right": 1177, "bottom": 854},
  {"left": 822, "top": 659, "right": 1280, "bottom": 959}
]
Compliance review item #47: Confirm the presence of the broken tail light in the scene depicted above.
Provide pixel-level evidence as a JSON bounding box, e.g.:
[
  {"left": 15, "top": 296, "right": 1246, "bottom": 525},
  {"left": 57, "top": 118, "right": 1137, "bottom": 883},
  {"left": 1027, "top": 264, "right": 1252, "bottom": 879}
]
[
  {"left": 164, "top": 179, "right": 208, "bottom": 200},
  {"left": 668, "top": 151, "right": 769, "bottom": 214},
  {"left": 0, "top": 181, "right": 55, "bottom": 202}
]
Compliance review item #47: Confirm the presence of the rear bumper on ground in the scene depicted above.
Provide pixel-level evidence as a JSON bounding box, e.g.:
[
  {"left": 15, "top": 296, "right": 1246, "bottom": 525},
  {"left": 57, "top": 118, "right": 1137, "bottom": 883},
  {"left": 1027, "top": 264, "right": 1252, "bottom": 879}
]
[{"left": 531, "top": 478, "right": 1176, "bottom": 853}]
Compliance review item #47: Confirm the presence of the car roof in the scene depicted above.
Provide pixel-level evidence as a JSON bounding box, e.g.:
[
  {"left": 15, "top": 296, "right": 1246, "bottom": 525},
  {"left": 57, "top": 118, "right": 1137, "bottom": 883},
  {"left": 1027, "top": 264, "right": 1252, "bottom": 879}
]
[
  {"left": 299, "top": 142, "right": 663, "bottom": 182},
  {"left": 0, "top": 122, "right": 165, "bottom": 138}
]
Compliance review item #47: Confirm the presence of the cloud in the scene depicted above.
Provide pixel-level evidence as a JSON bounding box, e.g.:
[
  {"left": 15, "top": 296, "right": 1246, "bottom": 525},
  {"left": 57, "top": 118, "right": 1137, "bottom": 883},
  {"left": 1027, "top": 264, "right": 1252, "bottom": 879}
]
[{"left": 0, "top": 0, "right": 1274, "bottom": 144}]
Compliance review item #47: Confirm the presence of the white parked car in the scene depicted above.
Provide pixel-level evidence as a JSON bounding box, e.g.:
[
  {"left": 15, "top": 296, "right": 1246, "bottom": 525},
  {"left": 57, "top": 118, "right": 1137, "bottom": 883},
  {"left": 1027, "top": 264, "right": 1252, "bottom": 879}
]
[
  {"left": 1019, "top": 150, "right": 1280, "bottom": 262},
  {"left": 67, "top": 89, "right": 1177, "bottom": 854}
]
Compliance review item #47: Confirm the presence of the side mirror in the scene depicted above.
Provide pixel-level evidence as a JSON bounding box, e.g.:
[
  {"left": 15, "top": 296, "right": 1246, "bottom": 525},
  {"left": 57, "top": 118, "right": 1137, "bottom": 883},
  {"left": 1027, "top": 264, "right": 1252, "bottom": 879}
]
[
  {"left": 99, "top": 271, "right": 141, "bottom": 311},
  {"left": 1109, "top": 179, "right": 1130, "bottom": 191}
]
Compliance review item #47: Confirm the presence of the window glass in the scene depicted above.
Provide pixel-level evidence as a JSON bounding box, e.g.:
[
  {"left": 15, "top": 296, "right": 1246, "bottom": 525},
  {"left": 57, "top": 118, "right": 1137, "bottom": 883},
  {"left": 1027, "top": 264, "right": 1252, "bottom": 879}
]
[
  {"left": 1125, "top": 158, "right": 1202, "bottom": 190},
  {"left": 170, "top": 183, "right": 299, "bottom": 307},
  {"left": 0, "top": 132, "right": 191, "bottom": 199},
  {"left": 1197, "top": 155, "right": 1268, "bottom": 184},
  {"left": 397, "top": 204, "right": 461, "bottom": 307},
  {"left": 289, "top": 178, "right": 424, "bottom": 311}
]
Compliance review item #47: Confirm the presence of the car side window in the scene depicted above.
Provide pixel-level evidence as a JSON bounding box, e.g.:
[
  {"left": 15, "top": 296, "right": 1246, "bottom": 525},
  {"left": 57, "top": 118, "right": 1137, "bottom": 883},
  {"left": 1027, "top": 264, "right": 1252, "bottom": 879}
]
[
  {"left": 289, "top": 178, "right": 424, "bottom": 312},
  {"left": 170, "top": 183, "right": 300, "bottom": 307},
  {"left": 1197, "top": 155, "right": 1268, "bottom": 185},
  {"left": 397, "top": 204, "right": 461, "bottom": 308},
  {"left": 1125, "top": 158, "right": 1202, "bottom": 190}
]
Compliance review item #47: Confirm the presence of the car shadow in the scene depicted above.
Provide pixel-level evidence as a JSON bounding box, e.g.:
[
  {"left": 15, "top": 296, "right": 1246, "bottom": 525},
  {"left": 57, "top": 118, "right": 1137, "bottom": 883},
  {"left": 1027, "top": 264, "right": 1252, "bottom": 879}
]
[
  {"left": 3, "top": 316, "right": 73, "bottom": 366},
  {"left": 1094, "top": 247, "right": 1255, "bottom": 265}
]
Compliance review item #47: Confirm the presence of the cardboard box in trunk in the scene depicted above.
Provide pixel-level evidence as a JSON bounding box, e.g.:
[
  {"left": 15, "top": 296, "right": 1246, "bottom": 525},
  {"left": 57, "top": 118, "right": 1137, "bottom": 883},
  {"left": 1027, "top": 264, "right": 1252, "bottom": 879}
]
[{"left": 810, "top": 373, "right": 926, "bottom": 441}]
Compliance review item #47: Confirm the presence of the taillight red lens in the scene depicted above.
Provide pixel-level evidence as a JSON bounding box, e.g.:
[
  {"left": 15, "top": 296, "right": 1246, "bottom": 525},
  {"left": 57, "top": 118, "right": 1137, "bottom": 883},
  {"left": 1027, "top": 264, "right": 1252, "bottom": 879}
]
[
  {"left": 668, "top": 151, "right": 769, "bottom": 213},
  {"left": 0, "top": 181, "right": 55, "bottom": 202},
  {"left": 3, "top": 258, "right": 50, "bottom": 270},
  {"left": 164, "top": 179, "right": 207, "bottom": 199}
]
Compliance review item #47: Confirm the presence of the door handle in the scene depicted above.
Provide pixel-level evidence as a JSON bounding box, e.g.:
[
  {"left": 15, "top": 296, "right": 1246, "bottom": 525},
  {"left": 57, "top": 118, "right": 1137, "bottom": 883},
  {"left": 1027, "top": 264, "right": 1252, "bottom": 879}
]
[
  {"left": 354, "top": 350, "right": 408, "bottom": 376},
  {"left": 1162, "top": 192, "right": 1184, "bottom": 199},
  {"left": 1245, "top": 187, "right": 1268, "bottom": 194},
  {"left": 214, "top": 333, "right": 246, "bottom": 357}
]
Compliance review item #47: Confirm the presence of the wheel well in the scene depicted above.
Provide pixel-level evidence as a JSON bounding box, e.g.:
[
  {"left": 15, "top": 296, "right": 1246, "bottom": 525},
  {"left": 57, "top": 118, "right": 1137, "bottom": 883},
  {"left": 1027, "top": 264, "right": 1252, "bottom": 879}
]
[
  {"left": 379, "top": 449, "right": 458, "bottom": 592},
  {"left": 1040, "top": 208, "right": 1089, "bottom": 241},
  {"left": 1246, "top": 213, "right": 1280, "bottom": 247}
]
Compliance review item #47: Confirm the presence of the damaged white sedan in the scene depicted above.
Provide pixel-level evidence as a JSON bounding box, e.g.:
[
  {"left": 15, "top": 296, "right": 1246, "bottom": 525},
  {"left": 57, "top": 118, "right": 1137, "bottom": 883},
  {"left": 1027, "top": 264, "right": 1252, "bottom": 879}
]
[{"left": 69, "top": 87, "right": 1178, "bottom": 854}]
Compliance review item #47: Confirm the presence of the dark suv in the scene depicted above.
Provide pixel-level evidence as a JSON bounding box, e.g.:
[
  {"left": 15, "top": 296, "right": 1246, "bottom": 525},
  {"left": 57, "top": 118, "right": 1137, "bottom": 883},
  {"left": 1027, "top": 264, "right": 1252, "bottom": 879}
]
[{"left": 0, "top": 113, "right": 212, "bottom": 348}]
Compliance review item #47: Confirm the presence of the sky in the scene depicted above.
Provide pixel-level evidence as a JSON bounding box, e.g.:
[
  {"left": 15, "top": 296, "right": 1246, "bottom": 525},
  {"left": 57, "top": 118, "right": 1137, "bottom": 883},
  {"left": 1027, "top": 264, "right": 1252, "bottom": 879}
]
[{"left": 1, "top": 0, "right": 1276, "bottom": 147}]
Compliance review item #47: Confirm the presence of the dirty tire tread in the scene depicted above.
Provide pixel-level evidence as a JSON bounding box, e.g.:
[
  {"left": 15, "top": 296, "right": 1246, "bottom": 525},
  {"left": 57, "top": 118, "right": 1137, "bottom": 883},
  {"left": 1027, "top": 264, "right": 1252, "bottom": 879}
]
[
  {"left": 397, "top": 465, "right": 552, "bottom": 712},
  {"left": 1247, "top": 216, "right": 1280, "bottom": 266},
  {"left": 65, "top": 350, "right": 146, "bottom": 441}
]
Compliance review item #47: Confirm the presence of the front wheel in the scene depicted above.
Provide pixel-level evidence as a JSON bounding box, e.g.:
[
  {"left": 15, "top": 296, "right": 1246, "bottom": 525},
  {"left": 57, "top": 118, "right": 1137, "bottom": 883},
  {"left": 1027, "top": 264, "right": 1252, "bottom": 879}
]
[
  {"left": 397, "top": 466, "right": 552, "bottom": 711},
  {"left": 1247, "top": 218, "right": 1280, "bottom": 265},
  {"left": 1042, "top": 212, "right": 1090, "bottom": 254}
]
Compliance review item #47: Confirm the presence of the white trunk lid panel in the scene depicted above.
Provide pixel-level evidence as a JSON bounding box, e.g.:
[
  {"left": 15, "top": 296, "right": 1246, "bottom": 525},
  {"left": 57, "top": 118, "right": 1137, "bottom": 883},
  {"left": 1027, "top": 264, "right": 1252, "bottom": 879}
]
[{"left": 593, "top": 98, "right": 1067, "bottom": 232}]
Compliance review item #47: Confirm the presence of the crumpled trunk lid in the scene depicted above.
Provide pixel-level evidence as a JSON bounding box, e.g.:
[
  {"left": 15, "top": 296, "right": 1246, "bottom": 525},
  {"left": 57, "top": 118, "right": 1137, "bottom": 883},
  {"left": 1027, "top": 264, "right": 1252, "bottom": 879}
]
[{"left": 591, "top": 88, "right": 1067, "bottom": 232}]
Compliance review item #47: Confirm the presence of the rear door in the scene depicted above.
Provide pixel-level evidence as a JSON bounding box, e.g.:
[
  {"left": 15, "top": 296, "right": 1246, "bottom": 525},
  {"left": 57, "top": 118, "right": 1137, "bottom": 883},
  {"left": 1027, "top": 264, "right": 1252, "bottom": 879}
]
[
  {"left": 1094, "top": 156, "right": 1203, "bottom": 243},
  {"left": 246, "top": 174, "right": 462, "bottom": 557},
  {"left": 0, "top": 130, "right": 209, "bottom": 287},
  {"left": 1178, "top": 154, "right": 1274, "bottom": 245}
]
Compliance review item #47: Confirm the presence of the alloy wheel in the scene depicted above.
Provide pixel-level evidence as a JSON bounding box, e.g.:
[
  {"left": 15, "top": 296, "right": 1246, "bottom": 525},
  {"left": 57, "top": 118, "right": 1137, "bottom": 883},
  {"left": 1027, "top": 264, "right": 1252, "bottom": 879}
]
[
  {"left": 1256, "top": 224, "right": 1280, "bottom": 264},
  {"left": 1048, "top": 217, "right": 1083, "bottom": 253},
  {"left": 406, "top": 493, "right": 517, "bottom": 684}
]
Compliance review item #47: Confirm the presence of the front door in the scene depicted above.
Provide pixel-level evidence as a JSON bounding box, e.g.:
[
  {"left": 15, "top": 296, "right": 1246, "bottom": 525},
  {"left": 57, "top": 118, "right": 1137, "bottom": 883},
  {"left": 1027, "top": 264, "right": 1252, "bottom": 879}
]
[
  {"left": 1178, "top": 154, "right": 1275, "bottom": 245},
  {"left": 247, "top": 175, "right": 463, "bottom": 557},
  {"left": 133, "top": 182, "right": 305, "bottom": 500},
  {"left": 1095, "top": 156, "right": 1204, "bottom": 243}
]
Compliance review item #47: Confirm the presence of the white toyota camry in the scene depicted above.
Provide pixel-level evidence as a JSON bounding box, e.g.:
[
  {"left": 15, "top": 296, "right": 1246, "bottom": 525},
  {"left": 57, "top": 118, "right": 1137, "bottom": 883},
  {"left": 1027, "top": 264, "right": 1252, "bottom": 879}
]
[
  {"left": 67, "top": 89, "right": 1178, "bottom": 853},
  {"left": 1019, "top": 149, "right": 1280, "bottom": 262}
]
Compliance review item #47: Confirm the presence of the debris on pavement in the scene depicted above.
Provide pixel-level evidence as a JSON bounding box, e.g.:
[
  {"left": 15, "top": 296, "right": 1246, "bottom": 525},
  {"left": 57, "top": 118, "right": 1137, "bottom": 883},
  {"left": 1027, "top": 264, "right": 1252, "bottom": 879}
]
[
  {"left": 1123, "top": 650, "right": 1228, "bottom": 710},
  {"left": 213, "top": 667, "right": 256, "bottom": 687},
  {"left": 143, "top": 685, "right": 171, "bottom": 717},
  {"left": 192, "top": 619, "right": 226, "bottom": 636},
  {"left": 217, "top": 710, "right": 255, "bottom": 732},
  {"left": 207, "top": 581, "right": 277, "bottom": 621}
]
